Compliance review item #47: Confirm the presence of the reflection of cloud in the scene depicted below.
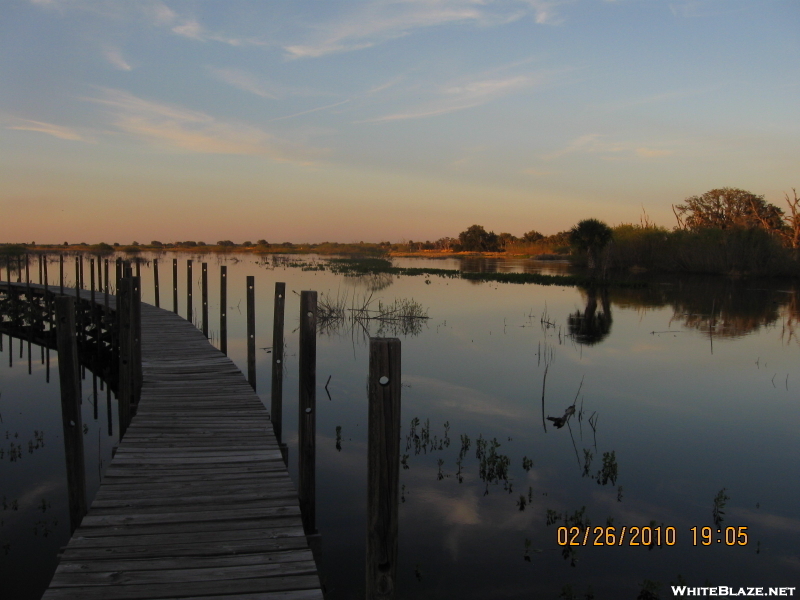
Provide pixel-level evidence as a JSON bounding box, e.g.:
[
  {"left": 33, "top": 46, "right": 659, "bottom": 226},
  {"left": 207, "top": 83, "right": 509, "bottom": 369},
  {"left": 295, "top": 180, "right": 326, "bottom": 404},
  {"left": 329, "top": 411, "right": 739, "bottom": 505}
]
[
  {"left": 403, "top": 375, "right": 523, "bottom": 420},
  {"left": 730, "top": 507, "right": 800, "bottom": 534},
  {"left": 8, "top": 119, "right": 87, "bottom": 141},
  {"left": 84, "top": 88, "right": 321, "bottom": 163}
]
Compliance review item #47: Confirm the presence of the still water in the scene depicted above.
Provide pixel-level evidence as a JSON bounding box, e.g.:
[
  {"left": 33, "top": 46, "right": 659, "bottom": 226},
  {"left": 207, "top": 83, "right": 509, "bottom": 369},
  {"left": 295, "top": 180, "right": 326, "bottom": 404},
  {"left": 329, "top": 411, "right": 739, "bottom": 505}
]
[{"left": 1, "top": 251, "right": 798, "bottom": 599}]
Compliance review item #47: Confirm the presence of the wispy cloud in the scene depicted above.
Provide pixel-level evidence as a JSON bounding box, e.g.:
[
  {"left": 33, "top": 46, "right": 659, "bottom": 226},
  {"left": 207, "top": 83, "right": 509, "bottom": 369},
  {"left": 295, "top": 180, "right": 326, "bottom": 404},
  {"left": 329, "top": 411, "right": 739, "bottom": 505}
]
[
  {"left": 7, "top": 119, "right": 87, "bottom": 141},
  {"left": 268, "top": 100, "right": 351, "bottom": 123},
  {"left": 103, "top": 47, "right": 132, "bottom": 71},
  {"left": 283, "top": 0, "right": 565, "bottom": 59},
  {"left": 544, "top": 134, "right": 674, "bottom": 160},
  {"left": 84, "top": 88, "right": 320, "bottom": 163},
  {"left": 208, "top": 67, "right": 279, "bottom": 99},
  {"left": 365, "top": 73, "right": 539, "bottom": 122}
]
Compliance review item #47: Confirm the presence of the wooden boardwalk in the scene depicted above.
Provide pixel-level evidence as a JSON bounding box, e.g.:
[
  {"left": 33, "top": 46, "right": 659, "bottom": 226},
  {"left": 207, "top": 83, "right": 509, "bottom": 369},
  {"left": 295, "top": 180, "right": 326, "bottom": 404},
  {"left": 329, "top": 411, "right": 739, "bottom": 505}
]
[{"left": 42, "top": 299, "right": 324, "bottom": 599}]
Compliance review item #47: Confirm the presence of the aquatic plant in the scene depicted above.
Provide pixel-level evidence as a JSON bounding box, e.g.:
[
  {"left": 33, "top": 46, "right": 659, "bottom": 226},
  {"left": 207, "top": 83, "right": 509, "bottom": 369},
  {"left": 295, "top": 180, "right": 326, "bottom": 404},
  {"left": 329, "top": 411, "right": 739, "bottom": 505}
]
[{"left": 712, "top": 488, "right": 729, "bottom": 526}]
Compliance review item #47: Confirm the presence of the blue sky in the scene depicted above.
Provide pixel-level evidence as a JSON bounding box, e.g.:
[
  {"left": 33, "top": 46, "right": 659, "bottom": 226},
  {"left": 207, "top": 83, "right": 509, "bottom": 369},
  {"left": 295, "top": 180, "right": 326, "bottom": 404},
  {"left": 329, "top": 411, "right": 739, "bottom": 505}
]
[{"left": 1, "top": 0, "right": 798, "bottom": 244}]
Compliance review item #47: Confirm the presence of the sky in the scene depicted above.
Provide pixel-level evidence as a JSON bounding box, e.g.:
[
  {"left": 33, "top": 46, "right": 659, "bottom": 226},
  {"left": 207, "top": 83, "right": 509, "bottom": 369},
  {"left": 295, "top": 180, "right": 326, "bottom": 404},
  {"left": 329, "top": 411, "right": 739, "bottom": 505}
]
[{"left": 1, "top": 0, "right": 798, "bottom": 244}]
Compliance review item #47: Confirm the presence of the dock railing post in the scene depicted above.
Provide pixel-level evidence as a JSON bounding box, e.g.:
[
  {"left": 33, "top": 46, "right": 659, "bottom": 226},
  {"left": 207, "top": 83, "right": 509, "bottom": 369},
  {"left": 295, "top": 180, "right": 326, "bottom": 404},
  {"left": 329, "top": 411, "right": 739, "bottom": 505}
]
[
  {"left": 271, "top": 282, "right": 286, "bottom": 456},
  {"left": 299, "top": 290, "right": 317, "bottom": 535},
  {"left": 117, "top": 277, "right": 132, "bottom": 437},
  {"left": 172, "top": 258, "right": 178, "bottom": 314},
  {"left": 202, "top": 262, "right": 208, "bottom": 338},
  {"left": 154, "top": 258, "right": 160, "bottom": 308},
  {"left": 131, "top": 276, "right": 142, "bottom": 408},
  {"left": 246, "top": 276, "right": 256, "bottom": 390},
  {"left": 187, "top": 259, "right": 193, "bottom": 324},
  {"left": 59, "top": 255, "right": 64, "bottom": 295},
  {"left": 366, "top": 337, "right": 401, "bottom": 600},
  {"left": 220, "top": 266, "right": 227, "bottom": 355},
  {"left": 55, "top": 296, "right": 87, "bottom": 533}
]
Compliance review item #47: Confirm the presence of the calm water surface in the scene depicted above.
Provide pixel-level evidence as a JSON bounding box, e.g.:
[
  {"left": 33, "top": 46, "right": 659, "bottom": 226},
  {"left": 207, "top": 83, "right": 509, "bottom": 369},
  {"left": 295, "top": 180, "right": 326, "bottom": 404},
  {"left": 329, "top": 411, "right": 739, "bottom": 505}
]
[{"left": 1, "top": 251, "right": 798, "bottom": 599}]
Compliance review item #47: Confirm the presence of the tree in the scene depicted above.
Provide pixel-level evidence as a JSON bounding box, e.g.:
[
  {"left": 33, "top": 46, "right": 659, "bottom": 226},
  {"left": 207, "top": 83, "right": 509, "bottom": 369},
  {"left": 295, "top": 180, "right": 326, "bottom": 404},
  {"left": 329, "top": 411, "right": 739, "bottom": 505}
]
[
  {"left": 256, "top": 239, "right": 269, "bottom": 246},
  {"left": 673, "top": 188, "right": 784, "bottom": 232},
  {"left": 497, "top": 232, "right": 517, "bottom": 250},
  {"left": 457, "top": 225, "right": 500, "bottom": 252},
  {"left": 569, "top": 219, "right": 613, "bottom": 271},
  {"left": 217, "top": 240, "right": 235, "bottom": 247},
  {"left": 522, "top": 230, "right": 544, "bottom": 243}
]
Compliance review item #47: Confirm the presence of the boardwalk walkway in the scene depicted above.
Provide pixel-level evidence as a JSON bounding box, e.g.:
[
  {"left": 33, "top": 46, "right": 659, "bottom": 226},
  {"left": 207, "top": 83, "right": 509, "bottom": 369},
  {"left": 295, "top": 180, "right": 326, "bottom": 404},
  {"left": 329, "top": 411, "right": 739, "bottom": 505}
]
[{"left": 41, "top": 298, "right": 323, "bottom": 599}]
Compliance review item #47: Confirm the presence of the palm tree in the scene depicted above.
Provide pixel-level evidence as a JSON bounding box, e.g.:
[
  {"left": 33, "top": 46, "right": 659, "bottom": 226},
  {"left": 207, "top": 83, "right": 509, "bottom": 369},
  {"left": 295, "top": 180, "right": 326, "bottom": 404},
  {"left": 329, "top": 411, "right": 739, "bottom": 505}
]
[{"left": 569, "top": 219, "right": 613, "bottom": 272}]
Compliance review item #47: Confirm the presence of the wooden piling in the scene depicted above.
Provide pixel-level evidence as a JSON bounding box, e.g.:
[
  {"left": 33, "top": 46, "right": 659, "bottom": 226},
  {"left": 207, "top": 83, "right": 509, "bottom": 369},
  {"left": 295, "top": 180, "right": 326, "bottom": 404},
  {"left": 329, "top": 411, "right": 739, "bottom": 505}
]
[
  {"left": 153, "top": 259, "right": 160, "bottom": 308},
  {"left": 55, "top": 296, "right": 87, "bottom": 533},
  {"left": 271, "top": 282, "right": 286, "bottom": 446},
  {"left": 135, "top": 257, "right": 140, "bottom": 278},
  {"left": 298, "top": 290, "right": 317, "bottom": 535},
  {"left": 17, "top": 255, "right": 22, "bottom": 282},
  {"left": 202, "top": 262, "right": 208, "bottom": 338},
  {"left": 187, "top": 259, "right": 193, "bottom": 324},
  {"left": 90, "top": 259, "right": 96, "bottom": 304},
  {"left": 60, "top": 255, "right": 64, "bottom": 295},
  {"left": 117, "top": 277, "right": 132, "bottom": 437},
  {"left": 219, "top": 266, "right": 227, "bottom": 355},
  {"left": 131, "top": 276, "right": 142, "bottom": 408},
  {"left": 38, "top": 254, "right": 43, "bottom": 284},
  {"left": 366, "top": 337, "right": 402, "bottom": 600},
  {"left": 172, "top": 258, "right": 178, "bottom": 314},
  {"left": 79, "top": 255, "right": 84, "bottom": 290},
  {"left": 246, "top": 276, "right": 256, "bottom": 390}
]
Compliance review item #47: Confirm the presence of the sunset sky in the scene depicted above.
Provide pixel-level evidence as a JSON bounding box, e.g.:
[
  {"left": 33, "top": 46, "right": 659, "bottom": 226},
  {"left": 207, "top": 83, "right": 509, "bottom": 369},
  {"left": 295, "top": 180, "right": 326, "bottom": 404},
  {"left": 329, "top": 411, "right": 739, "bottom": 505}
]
[{"left": 2, "top": 0, "right": 798, "bottom": 244}]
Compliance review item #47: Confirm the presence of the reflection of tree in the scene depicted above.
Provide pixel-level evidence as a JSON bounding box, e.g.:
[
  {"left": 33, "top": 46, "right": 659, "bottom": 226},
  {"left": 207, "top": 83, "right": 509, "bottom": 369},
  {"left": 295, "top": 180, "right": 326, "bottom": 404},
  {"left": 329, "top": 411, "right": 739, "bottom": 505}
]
[
  {"left": 343, "top": 272, "right": 394, "bottom": 292},
  {"left": 668, "top": 282, "right": 784, "bottom": 338},
  {"left": 606, "top": 277, "right": 799, "bottom": 340},
  {"left": 567, "top": 287, "right": 612, "bottom": 345}
]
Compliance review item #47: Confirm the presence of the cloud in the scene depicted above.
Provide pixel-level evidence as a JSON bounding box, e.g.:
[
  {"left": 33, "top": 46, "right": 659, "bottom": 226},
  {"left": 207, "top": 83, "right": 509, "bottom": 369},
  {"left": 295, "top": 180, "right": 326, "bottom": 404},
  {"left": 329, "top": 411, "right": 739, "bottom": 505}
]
[
  {"left": 103, "top": 47, "right": 132, "bottom": 71},
  {"left": 283, "top": 1, "right": 564, "bottom": 59},
  {"left": 208, "top": 67, "right": 279, "bottom": 99},
  {"left": 635, "top": 147, "right": 673, "bottom": 158},
  {"left": 84, "top": 88, "right": 320, "bottom": 163},
  {"left": 544, "top": 134, "right": 673, "bottom": 160},
  {"left": 7, "top": 119, "right": 87, "bottom": 141},
  {"left": 366, "top": 73, "right": 538, "bottom": 122}
]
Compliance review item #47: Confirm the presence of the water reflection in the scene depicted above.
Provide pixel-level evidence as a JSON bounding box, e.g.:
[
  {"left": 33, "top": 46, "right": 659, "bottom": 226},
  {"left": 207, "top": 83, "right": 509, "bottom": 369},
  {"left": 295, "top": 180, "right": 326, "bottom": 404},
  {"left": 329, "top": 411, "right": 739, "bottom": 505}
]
[{"left": 567, "top": 287, "right": 613, "bottom": 346}]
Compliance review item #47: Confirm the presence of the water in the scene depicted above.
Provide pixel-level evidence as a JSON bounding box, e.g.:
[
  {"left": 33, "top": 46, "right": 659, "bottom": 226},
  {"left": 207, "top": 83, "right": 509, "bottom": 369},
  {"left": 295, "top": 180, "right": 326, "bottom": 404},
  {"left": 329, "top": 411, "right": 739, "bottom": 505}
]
[{"left": 1, "top": 251, "right": 799, "bottom": 599}]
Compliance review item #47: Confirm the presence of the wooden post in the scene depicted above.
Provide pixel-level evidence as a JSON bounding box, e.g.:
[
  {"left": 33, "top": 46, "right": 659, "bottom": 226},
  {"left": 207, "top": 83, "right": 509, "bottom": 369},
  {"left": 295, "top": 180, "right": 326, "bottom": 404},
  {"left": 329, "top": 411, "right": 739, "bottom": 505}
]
[
  {"left": 131, "top": 276, "right": 142, "bottom": 408},
  {"left": 201, "top": 262, "right": 208, "bottom": 338},
  {"left": 187, "top": 259, "right": 193, "bottom": 324},
  {"left": 90, "top": 259, "right": 96, "bottom": 304},
  {"left": 17, "top": 255, "right": 22, "bottom": 282},
  {"left": 366, "top": 337, "right": 402, "bottom": 600},
  {"left": 298, "top": 290, "right": 317, "bottom": 535},
  {"left": 97, "top": 256, "right": 102, "bottom": 295},
  {"left": 117, "top": 278, "right": 132, "bottom": 437},
  {"left": 172, "top": 258, "right": 178, "bottom": 314},
  {"left": 55, "top": 296, "right": 87, "bottom": 533},
  {"left": 115, "top": 257, "right": 121, "bottom": 291},
  {"left": 74, "top": 257, "right": 80, "bottom": 295},
  {"left": 271, "top": 282, "right": 286, "bottom": 446},
  {"left": 246, "top": 276, "right": 256, "bottom": 390},
  {"left": 60, "top": 255, "right": 64, "bottom": 295},
  {"left": 79, "top": 254, "right": 84, "bottom": 290},
  {"left": 153, "top": 259, "right": 160, "bottom": 308},
  {"left": 135, "top": 257, "right": 140, "bottom": 278},
  {"left": 220, "top": 266, "right": 227, "bottom": 355},
  {"left": 38, "top": 254, "right": 43, "bottom": 284}
]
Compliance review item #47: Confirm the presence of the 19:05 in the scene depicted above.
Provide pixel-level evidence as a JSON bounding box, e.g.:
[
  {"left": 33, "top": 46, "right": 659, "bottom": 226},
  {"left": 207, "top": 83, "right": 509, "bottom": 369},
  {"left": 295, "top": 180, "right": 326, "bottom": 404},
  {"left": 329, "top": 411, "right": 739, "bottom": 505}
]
[{"left": 691, "top": 526, "right": 748, "bottom": 546}]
